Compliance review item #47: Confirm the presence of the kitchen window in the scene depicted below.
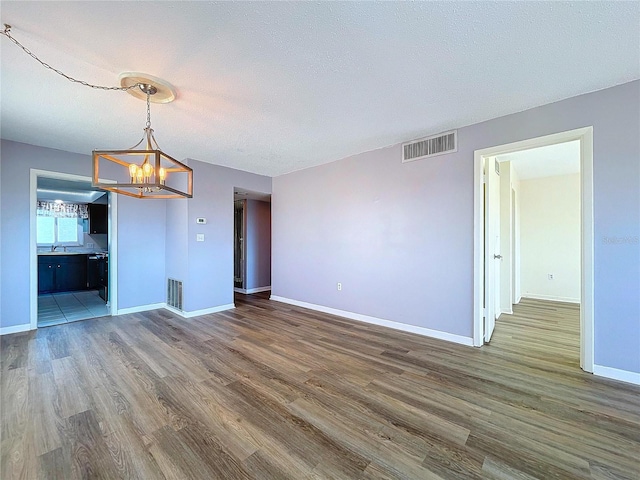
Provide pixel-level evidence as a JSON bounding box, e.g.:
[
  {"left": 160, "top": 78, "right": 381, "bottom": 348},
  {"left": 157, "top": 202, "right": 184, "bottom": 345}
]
[
  {"left": 36, "top": 216, "right": 80, "bottom": 244},
  {"left": 36, "top": 201, "right": 88, "bottom": 246}
]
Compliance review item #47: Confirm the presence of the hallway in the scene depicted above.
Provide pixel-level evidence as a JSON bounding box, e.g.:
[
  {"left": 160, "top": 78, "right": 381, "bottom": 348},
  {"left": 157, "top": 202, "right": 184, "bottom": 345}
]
[{"left": 490, "top": 298, "right": 580, "bottom": 372}]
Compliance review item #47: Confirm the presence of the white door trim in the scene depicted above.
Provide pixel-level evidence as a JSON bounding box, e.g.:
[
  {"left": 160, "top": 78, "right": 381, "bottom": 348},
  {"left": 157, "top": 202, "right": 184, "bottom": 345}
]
[
  {"left": 473, "top": 127, "right": 594, "bottom": 373},
  {"left": 29, "top": 169, "right": 118, "bottom": 329}
]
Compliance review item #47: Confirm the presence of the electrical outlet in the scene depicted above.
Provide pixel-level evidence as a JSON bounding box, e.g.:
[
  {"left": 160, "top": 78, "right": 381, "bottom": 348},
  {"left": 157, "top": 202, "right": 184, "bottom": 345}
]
[
  {"left": 87, "top": 243, "right": 94, "bottom": 248},
  {"left": 548, "top": 274, "right": 554, "bottom": 280},
  {"left": 337, "top": 282, "right": 342, "bottom": 291}
]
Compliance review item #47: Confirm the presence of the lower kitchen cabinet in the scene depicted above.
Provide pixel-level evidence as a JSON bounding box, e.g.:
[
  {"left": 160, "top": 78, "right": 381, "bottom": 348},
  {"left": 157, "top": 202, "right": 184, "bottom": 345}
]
[
  {"left": 87, "top": 256, "right": 99, "bottom": 289},
  {"left": 38, "top": 255, "right": 88, "bottom": 294},
  {"left": 38, "top": 261, "right": 56, "bottom": 293}
]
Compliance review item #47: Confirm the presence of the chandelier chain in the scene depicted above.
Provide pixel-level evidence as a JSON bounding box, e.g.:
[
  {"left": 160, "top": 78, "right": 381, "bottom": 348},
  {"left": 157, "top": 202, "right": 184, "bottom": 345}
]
[
  {"left": 146, "top": 91, "right": 152, "bottom": 128},
  {"left": 1, "top": 24, "right": 140, "bottom": 92}
]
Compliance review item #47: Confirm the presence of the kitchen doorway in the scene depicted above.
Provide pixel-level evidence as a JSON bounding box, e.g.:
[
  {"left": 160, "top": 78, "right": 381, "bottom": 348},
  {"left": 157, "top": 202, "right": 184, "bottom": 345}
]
[{"left": 30, "top": 169, "right": 118, "bottom": 329}]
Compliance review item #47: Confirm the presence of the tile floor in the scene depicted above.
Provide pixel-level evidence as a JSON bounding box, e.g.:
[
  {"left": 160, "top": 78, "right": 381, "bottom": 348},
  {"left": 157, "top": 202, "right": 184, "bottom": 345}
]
[{"left": 38, "top": 290, "right": 109, "bottom": 327}]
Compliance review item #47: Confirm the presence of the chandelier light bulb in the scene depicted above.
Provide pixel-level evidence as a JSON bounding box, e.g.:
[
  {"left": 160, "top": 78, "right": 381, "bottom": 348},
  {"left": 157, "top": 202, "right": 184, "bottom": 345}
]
[{"left": 142, "top": 162, "right": 153, "bottom": 179}]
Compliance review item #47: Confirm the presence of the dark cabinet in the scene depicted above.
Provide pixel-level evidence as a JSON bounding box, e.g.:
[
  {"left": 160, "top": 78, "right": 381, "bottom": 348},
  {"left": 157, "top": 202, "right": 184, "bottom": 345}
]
[
  {"left": 38, "top": 255, "right": 87, "bottom": 294},
  {"left": 38, "top": 261, "right": 56, "bottom": 293},
  {"left": 89, "top": 204, "right": 108, "bottom": 234},
  {"left": 97, "top": 257, "right": 108, "bottom": 301},
  {"left": 59, "top": 257, "right": 87, "bottom": 291},
  {"left": 87, "top": 257, "right": 99, "bottom": 289}
]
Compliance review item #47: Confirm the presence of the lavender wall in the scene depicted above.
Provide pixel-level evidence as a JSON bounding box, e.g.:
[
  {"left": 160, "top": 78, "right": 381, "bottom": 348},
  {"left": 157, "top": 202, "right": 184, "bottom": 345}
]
[
  {"left": 165, "top": 197, "right": 189, "bottom": 296},
  {"left": 182, "top": 161, "right": 271, "bottom": 312},
  {"left": 272, "top": 80, "right": 640, "bottom": 373},
  {"left": 245, "top": 199, "right": 272, "bottom": 290},
  {"left": 115, "top": 197, "right": 167, "bottom": 309},
  {"left": 0, "top": 140, "right": 167, "bottom": 327}
]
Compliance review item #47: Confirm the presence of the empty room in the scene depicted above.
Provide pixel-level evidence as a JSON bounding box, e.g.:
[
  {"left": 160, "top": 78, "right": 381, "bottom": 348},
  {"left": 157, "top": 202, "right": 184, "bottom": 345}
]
[{"left": 1, "top": 2, "right": 639, "bottom": 479}]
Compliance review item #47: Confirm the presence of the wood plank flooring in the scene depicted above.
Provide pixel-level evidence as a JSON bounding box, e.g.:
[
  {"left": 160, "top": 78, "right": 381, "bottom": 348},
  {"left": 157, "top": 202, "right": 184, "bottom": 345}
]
[{"left": 1, "top": 294, "right": 639, "bottom": 479}]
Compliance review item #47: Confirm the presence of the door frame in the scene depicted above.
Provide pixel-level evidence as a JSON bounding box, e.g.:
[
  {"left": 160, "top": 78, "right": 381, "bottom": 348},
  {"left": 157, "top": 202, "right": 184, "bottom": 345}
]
[
  {"left": 472, "top": 127, "right": 594, "bottom": 372},
  {"left": 29, "top": 169, "right": 119, "bottom": 329}
]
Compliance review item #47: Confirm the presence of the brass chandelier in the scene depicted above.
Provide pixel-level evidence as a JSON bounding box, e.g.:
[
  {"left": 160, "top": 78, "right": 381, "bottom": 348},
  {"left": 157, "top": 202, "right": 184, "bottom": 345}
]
[
  {"left": 2, "top": 24, "right": 193, "bottom": 199},
  {"left": 92, "top": 75, "right": 193, "bottom": 199}
]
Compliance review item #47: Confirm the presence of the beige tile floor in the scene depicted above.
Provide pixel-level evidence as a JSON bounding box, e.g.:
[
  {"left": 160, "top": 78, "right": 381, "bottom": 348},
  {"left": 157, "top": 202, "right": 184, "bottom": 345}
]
[{"left": 37, "top": 290, "right": 109, "bottom": 327}]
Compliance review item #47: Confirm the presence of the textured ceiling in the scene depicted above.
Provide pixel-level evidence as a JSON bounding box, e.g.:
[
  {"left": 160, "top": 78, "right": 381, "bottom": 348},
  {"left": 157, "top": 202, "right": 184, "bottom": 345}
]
[{"left": 1, "top": 1, "right": 638, "bottom": 176}]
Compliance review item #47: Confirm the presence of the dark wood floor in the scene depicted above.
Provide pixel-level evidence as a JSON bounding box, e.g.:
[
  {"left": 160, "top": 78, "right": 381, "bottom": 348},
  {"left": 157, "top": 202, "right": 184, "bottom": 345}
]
[{"left": 2, "top": 294, "right": 639, "bottom": 479}]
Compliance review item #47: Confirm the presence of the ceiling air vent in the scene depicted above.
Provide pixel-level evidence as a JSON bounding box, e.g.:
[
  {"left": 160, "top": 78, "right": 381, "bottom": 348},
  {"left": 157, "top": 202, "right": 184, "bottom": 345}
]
[{"left": 402, "top": 130, "right": 457, "bottom": 163}]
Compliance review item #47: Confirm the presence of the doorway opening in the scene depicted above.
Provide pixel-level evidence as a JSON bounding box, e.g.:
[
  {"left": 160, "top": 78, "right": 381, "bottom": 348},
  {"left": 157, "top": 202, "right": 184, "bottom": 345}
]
[
  {"left": 233, "top": 189, "right": 272, "bottom": 295},
  {"left": 234, "top": 199, "right": 245, "bottom": 290},
  {"left": 473, "top": 127, "right": 594, "bottom": 372},
  {"left": 30, "top": 169, "right": 118, "bottom": 329}
]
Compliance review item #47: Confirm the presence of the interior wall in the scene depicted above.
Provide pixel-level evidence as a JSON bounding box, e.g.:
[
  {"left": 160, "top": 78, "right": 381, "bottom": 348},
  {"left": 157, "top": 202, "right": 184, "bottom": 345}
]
[
  {"left": 0, "top": 140, "right": 167, "bottom": 327},
  {"left": 519, "top": 173, "right": 581, "bottom": 303},
  {"left": 245, "top": 199, "right": 272, "bottom": 290},
  {"left": 181, "top": 161, "right": 271, "bottom": 312},
  {"left": 164, "top": 195, "right": 189, "bottom": 300},
  {"left": 272, "top": 80, "right": 640, "bottom": 373}
]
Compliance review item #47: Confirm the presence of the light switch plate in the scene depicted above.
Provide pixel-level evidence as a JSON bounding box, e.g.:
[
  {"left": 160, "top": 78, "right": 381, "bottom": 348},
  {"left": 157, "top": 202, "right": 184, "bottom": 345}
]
[
  {"left": 196, "top": 217, "right": 207, "bottom": 224},
  {"left": 196, "top": 233, "right": 205, "bottom": 242}
]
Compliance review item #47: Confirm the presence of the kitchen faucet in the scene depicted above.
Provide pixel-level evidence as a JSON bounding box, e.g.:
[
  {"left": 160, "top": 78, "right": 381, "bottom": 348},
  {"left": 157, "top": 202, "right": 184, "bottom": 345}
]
[{"left": 51, "top": 245, "right": 58, "bottom": 252}]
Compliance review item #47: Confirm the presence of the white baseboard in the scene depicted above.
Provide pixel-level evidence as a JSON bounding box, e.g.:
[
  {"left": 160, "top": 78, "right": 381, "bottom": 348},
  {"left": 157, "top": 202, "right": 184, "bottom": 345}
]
[
  {"left": 593, "top": 365, "right": 640, "bottom": 386},
  {"left": 165, "top": 303, "right": 235, "bottom": 318},
  {"left": 270, "top": 296, "right": 474, "bottom": 347},
  {"left": 246, "top": 286, "right": 271, "bottom": 294},
  {"left": 0, "top": 323, "right": 34, "bottom": 336},
  {"left": 116, "top": 303, "right": 165, "bottom": 315},
  {"left": 235, "top": 286, "right": 271, "bottom": 294},
  {"left": 522, "top": 294, "right": 580, "bottom": 304}
]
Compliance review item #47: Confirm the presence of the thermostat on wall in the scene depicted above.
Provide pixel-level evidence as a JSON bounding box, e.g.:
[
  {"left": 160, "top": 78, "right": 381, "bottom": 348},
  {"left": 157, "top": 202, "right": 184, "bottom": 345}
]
[{"left": 196, "top": 217, "right": 207, "bottom": 224}]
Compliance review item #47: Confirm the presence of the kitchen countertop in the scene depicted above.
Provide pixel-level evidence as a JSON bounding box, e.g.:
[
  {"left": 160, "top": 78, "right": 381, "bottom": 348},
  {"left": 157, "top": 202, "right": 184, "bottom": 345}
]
[{"left": 38, "top": 251, "right": 107, "bottom": 256}]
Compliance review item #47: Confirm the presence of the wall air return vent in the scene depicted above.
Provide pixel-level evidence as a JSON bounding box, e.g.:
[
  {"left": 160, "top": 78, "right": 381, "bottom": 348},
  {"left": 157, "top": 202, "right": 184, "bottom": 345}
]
[
  {"left": 402, "top": 130, "right": 457, "bottom": 163},
  {"left": 167, "top": 278, "right": 183, "bottom": 310}
]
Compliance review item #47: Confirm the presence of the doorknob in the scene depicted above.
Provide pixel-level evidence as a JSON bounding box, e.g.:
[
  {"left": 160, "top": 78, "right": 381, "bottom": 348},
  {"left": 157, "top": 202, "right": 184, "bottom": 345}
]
[{"left": 494, "top": 254, "right": 503, "bottom": 259}]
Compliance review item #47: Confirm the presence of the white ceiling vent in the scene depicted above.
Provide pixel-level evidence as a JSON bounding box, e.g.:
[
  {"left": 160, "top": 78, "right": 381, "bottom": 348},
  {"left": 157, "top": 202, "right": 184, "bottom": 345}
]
[{"left": 402, "top": 130, "right": 457, "bottom": 163}]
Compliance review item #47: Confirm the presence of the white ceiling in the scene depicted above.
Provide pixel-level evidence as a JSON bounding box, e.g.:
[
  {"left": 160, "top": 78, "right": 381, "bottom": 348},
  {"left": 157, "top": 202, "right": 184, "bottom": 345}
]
[
  {"left": 1, "top": 2, "right": 638, "bottom": 177},
  {"left": 497, "top": 140, "right": 580, "bottom": 180}
]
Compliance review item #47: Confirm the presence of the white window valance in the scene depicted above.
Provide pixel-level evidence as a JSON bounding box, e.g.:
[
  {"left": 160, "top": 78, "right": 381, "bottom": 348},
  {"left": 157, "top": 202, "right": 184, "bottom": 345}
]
[{"left": 37, "top": 201, "right": 89, "bottom": 219}]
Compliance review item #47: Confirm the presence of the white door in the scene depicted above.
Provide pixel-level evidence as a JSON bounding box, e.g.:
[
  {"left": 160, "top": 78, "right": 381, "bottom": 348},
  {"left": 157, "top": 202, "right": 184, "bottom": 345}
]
[
  {"left": 484, "top": 157, "right": 501, "bottom": 342},
  {"left": 494, "top": 234, "right": 501, "bottom": 321}
]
